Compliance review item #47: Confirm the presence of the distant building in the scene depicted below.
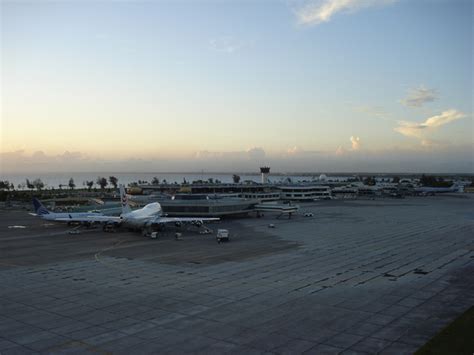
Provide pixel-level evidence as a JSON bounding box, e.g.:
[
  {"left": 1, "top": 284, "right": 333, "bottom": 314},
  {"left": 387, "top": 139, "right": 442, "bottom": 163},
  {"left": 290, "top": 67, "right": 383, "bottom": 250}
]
[
  {"left": 240, "top": 191, "right": 281, "bottom": 202},
  {"left": 331, "top": 186, "right": 358, "bottom": 199},
  {"left": 160, "top": 196, "right": 259, "bottom": 217},
  {"left": 278, "top": 185, "right": 331, "bottom": 201},
  {"left": 140, "top": 181, "right": 334, "bottom": 202}
]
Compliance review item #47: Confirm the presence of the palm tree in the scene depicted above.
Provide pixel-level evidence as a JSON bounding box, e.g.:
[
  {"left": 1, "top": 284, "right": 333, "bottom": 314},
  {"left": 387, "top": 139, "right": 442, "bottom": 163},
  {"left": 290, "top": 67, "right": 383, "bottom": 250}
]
[
  {"left": 68, "top": 178, "right": 75, "bottom": 190},
  {"left": 32, "top": 178, "right": 44, "bottom": 191},
  {"left": 97, "top": 177, "right": 108, "bottom": 190},
  {"left": 109, "top": 176, "right": 118, "bottom": 189},
  {"left": 0, "top": 181, "right": 11, "bottom": 190},
  {"left": 26, "top": 179, "right": 35, "bottom": 190}
]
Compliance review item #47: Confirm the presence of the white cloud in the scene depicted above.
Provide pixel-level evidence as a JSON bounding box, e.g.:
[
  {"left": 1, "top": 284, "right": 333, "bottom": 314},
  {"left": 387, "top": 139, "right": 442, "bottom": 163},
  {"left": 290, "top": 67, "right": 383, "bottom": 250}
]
[
  {"left": 295, "top": 0, "right": 396, "bottom": 26},
  {"left": 285, "top": 146, "right": 323, "bottom": 157},
  {"left": 401, "top": 85, "right": 438, "bottom": 108},
  {"left": 334, "top": 136, "right": 361, "bottom": 155},
  {"left": 424, "top": 109, "right": 465, "bottom": 127},
  {"left": 394, "top": 109, "right": 466, "bottom": 141},
  {"left": 246, "top": 147, "right": 266, "bottom": 160},
  {"left": 350, "top": 136, "right": 361, "bottom": 150},
  {"left": 287, "top": 146, "right": 303, "bottom": 155},
  {"left": 59, "top": 151, "right": 84, "bottom": 161},
  {"left": 194, "top": 147, "right": 266, "bottom": 161},
  {"left": 395, "top": 122, "right": 424, "bottom": 139}
]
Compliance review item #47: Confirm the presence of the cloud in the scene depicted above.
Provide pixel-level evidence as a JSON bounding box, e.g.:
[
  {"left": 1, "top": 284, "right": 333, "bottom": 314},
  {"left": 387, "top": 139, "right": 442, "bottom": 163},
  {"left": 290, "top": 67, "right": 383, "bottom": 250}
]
[
  {"left": 334, "top": 136, "right": 361, "bottom": 155},
  {"left": 287, "top": 146, "right": 303, "bottom": 155},
  {"left": 400, "top": 86, "right": 438, "bottom": 108},
  {"left": 246, "top": 147, "right": 266, "bottom": 160},
  {"left": 2, "top": 144, "right": 473, "bottom": 174},
  {"left": 424, "top": 109, "right": 465, "bottom": 127},
  {"left": 335, "top": 146, "right": 346, "bottom": 156},
  {"left": 350, "top": 136, "right": 361, "bottom": 150},
  {"left": 394, "top": 123, "right": 424, "bottom": 139},
  {"left": 394, "top": 109, "right": 466, "bottom": 140},
  {"left": 295, "top": 0, "right": 397, "bottom": 26},
  {"left": 285, "top": 146, "right": 323, "bottom": 156},
  {"left": 209, "top": 36, "right": 245, "bottom": 54},
  {"left": 59, "top": 151, "right": 84, "bottom": 161},
  {"left": 195, "top": 147, "right": 266, "bottom": 161},
  {"left": 0, "top": 150, "right": 91, "bottom": 174}
]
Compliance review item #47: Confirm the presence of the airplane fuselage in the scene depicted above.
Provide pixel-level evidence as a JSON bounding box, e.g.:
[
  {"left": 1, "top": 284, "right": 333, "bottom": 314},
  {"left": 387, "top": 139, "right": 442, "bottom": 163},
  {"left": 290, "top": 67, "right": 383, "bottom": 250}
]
[
  {"left": 415, "top": 186, "right": 460, "bottom": 194},
  {"left": 119, "top": 202, "right": 162, "bottom": 229}
]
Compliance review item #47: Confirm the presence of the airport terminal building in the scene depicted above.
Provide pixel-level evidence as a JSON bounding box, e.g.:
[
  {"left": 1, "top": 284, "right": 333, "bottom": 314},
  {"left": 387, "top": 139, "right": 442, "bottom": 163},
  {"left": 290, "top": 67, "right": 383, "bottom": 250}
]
[
  {"left": 138, "top": 183, "right": 331, "bottom": 217},
  {"left": 278, "top": 185, "right": 331, "bottom": 201},
  {"left": 140, "top": 183, "right": 332, "bottom": 202},
  {"left": 160, "top": 195, "right": 259, "bottom": 217}
]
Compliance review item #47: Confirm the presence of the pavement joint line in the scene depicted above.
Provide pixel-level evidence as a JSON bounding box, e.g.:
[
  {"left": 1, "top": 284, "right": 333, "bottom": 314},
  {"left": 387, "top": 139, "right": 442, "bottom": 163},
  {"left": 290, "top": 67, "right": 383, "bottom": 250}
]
[{"left": 94, "top": 239, "right": 131, "bottom": 271}]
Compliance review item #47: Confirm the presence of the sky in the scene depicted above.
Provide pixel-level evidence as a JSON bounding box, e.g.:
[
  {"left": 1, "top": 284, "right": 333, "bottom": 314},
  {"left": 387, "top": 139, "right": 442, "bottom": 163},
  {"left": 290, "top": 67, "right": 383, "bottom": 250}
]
[{"left": 1, "top": 0, "right": 473, "bottom": 173}]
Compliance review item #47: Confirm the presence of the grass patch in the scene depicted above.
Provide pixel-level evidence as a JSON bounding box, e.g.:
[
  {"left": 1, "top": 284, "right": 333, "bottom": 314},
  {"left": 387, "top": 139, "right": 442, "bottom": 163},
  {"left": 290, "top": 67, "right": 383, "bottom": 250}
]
[{"left": 416, "top": 306, "right": 474, "bottom": 355}]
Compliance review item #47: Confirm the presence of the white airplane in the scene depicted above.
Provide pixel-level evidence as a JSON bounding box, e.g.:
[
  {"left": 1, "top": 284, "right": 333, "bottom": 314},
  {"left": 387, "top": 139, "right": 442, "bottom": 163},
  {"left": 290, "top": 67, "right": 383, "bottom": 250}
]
[
  {"left": 32, "top": 198, "right": 104, "bottom": 223},
  {"left": 414, "top": 183, "right": 463, "bottom": 195},
  {"left": 55, "top": 185, "right": 219, "bottom": 235}
]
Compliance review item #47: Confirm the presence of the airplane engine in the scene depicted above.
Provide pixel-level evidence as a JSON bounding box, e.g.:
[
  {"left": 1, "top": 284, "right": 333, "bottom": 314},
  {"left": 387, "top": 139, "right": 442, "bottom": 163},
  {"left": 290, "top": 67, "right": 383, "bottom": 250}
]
[
  {"left": 175, "top": 221, "right": 182, "bottom": 228},
  {"left": 192, "top": 220, "right": 203, "bottom": 227}
]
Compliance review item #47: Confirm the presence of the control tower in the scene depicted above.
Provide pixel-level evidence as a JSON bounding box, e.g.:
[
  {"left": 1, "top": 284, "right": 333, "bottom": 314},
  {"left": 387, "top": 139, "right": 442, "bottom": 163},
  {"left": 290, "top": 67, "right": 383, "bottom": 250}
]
[{"left": 260, "top": 166, "right": 270, "bottom": 184}]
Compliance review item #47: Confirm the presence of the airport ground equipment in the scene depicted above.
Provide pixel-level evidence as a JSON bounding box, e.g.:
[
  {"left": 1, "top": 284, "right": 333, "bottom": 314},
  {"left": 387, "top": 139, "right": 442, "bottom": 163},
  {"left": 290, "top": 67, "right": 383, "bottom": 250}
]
[{"left": 216, "top": 229, "right": 230, "bottom": 243}]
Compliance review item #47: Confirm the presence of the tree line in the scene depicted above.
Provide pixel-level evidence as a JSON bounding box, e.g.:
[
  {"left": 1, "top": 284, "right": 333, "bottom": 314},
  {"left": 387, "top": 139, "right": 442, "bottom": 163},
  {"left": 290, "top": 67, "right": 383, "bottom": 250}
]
[
  {"left": 0, "top": 176, "right": 120, "bottom": 192},
  {"left": 2, "top": 174, "right": 471, "bottom": 192}
]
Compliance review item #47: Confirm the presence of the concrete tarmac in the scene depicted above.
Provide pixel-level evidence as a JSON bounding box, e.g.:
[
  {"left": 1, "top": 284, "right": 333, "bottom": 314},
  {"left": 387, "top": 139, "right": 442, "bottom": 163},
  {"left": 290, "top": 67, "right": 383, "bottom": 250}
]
[{"left": 0, "top": 195, "right": 473, "bottom": 354}]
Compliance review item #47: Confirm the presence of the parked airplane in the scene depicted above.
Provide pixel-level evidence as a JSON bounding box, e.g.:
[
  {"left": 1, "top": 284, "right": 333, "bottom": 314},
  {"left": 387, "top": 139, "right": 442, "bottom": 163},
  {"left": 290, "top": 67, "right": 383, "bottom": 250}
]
[
  {"left": 55, "top": 185, "right": 219, "bottom": 235},
  {"left": 31, "top": 198, "right": 104, "bottom": 223},
  {"left": 414, "top": 183, "right": 463, "bottom": 195}
]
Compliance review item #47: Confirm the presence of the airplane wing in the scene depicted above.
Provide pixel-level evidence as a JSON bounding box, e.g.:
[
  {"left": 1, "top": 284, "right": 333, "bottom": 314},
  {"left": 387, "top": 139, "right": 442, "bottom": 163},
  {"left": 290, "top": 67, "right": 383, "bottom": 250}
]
[
  {"left": 152, "top": 217, "right": 219, "bottom": 224},
  {"left": 54, "top": 215, "right": 122, "bottom": 223}
]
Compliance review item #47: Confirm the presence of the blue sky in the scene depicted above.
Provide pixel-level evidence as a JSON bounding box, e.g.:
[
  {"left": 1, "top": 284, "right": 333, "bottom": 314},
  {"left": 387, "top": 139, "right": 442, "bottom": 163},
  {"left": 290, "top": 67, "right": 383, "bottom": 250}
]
[{"left": 1, "top": 0, "right": 472, "bottom": 173}]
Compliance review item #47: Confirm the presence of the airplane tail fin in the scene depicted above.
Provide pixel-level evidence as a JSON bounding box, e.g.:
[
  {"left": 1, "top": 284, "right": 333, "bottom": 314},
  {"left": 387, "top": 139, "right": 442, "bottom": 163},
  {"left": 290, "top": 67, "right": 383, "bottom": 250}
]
[
  {"left": 32, "top": 198, "right": 50, "bottom": 215},
  {"left": 119, "top": 185, "right": 132, "bottom": 215}
]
